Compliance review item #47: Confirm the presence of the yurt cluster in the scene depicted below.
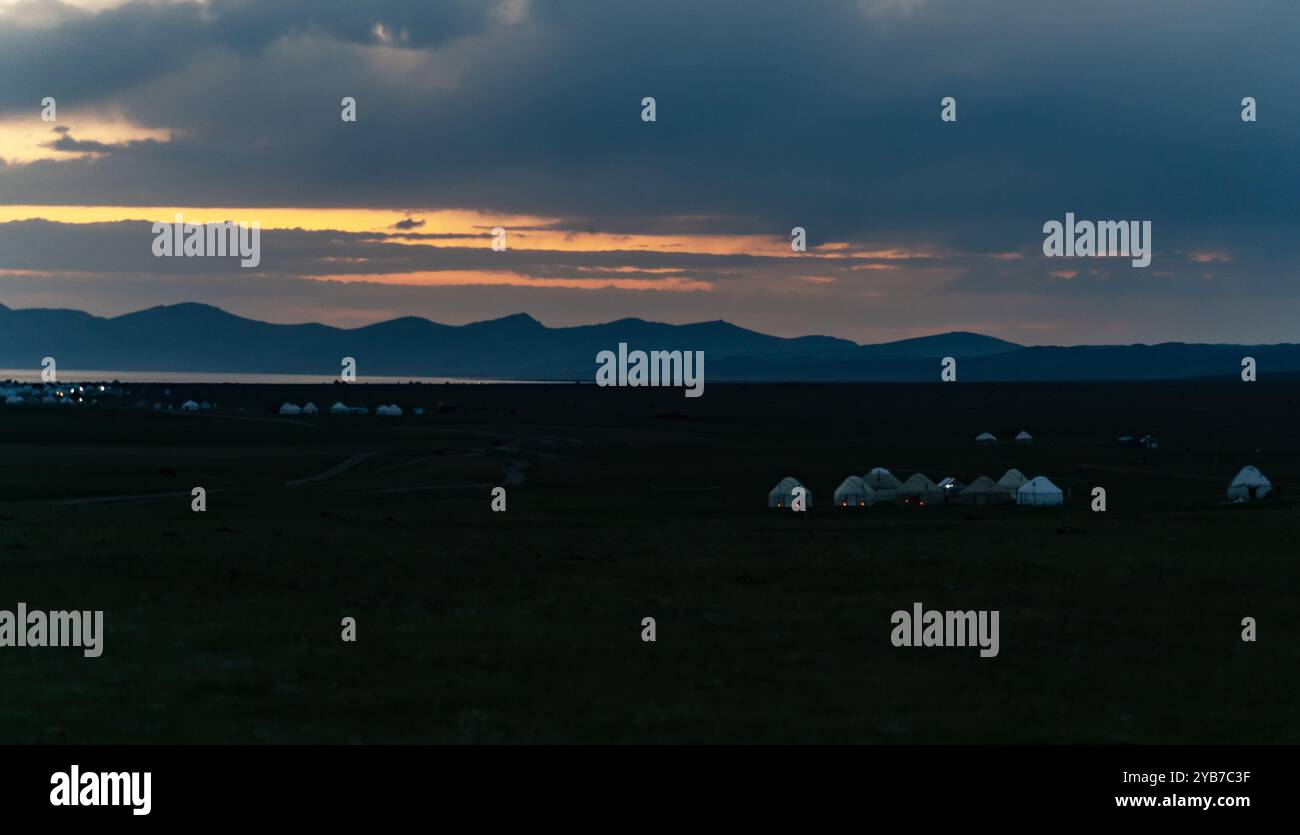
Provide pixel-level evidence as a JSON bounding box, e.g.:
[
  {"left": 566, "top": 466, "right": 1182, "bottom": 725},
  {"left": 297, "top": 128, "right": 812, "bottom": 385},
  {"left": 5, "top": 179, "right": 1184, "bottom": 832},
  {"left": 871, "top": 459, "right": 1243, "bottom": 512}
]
[
  {"left": 768, "top": 429, "right": 1062, "bottom": 510},
  {"left": 0, "top": 382, "right": 465, "bottom": 419},
  {"left": 275, "top": 400, "right": 460, "bottom": 417},
  {"left": 766, "top": 430, "right": 1281, "bottom": 510},
  {"left": 277, "top": 401, "right": 417, "bottom": 417},
  {"left": 0, "top": 381, "right": 124, "bottom": 407},
  {"left": 769, "top": 467, "right": 1062, "bottom": 510}
]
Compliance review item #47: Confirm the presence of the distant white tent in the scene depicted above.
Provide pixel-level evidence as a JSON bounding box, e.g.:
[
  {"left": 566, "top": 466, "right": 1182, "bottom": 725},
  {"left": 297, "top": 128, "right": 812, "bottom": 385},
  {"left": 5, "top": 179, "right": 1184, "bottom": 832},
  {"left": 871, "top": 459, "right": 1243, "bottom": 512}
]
[
  {"left": 938, "top": 476, "right": 965, "bottom": 501},
  {"left": 864, "top": 467, "right": 902, "bottom": 501},
  {"left": 301, "top": 402, "right": 319, "bottom": 415},
  {"left": 833, "top": 476, "right": 874, "bottom": 507},
  {"left": 1015, "top": 430, "right": 1034, "bottom": 445},
  {"left": 4, "top": 395, "right": 24, "bottom": 406},
  {"left": 899, "top": 473, "right": 943, "bottom": 502},
  {"left": 768, "top": 476, "right": 808, "bottom": 509},
  {"left": 376, "top": 404, "right": 403, "bottom": 417},
  {"left": 1139, "top": 434, "right": 1158, "bottom": 449},
  {"left": 1017, "top": 476, "right": 1064, "bottom": 507},
  {"left": 958, "top": 476, "right": 1013, "bottom": 506},
  {"left": 40, "top": 395, "right": 57, "bottom": 405},
  {"left": 976, "top": 432, "right": 997, "bottom": 446},
  {"left": 997, "top": 468, "right": 1027, "bottom": 491},
  {"left": 180, "top": 400, "right": 200, "bottom": 411},
  {"left": 329, "top": 402, "right": 349, "bottom": 415},
  {"left": 279, "top": 402, "right": 302, "bottom": 415},
  {"left": 1226, "top": 466, "right": 1271, "bottom": 501}
]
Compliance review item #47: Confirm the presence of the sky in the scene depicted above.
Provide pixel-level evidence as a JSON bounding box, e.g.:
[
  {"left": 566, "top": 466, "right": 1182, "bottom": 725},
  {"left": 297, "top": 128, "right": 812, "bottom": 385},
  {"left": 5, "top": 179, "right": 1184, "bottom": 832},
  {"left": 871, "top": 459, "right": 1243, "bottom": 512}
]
[{"left": 1, "top": 0, "right": 1297, "bottom": 345}]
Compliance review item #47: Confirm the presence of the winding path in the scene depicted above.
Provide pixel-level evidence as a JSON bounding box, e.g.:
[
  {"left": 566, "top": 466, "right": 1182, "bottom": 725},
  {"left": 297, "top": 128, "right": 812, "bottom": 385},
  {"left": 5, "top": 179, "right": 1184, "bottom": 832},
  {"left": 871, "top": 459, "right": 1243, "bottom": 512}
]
[{"left": 284, "top": 452, "right": 375, "bottom": 486}]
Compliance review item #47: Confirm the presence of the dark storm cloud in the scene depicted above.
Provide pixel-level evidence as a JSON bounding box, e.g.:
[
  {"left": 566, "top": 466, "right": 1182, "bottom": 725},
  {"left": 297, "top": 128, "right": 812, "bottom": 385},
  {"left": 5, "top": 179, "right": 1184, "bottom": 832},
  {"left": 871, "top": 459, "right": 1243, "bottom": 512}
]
[
  {"left": 1, "top": 0, "right": 1294, "bottom": 248},
  {"left": 0, "top": 0, "right": 499, "bottom": 109},
  {"left": 2, "top": 1, "right": 1299, "bottom": 343}
]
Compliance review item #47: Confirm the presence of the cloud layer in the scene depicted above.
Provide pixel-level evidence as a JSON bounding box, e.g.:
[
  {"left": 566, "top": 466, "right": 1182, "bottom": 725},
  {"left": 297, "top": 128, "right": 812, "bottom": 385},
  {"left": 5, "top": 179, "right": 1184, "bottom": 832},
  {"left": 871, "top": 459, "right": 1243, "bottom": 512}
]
[{"left": 1, "top": 0, "right": 1297, "bottom": 343}]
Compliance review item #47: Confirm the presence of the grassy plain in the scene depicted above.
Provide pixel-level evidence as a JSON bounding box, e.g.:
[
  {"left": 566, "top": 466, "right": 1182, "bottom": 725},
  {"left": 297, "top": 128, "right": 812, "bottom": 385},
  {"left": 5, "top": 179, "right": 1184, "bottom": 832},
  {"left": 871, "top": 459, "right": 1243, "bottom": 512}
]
[{"left": 1, "top": 381, "right": 1296, "bottom": 742}]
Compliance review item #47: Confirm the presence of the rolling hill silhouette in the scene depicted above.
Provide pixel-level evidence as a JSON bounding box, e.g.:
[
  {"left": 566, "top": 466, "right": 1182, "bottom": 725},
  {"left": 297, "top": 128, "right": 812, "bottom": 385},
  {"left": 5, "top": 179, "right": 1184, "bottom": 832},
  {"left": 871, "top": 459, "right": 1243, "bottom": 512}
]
[{"left": 0, "top": 302, "right": 1292, "bottom": 381}]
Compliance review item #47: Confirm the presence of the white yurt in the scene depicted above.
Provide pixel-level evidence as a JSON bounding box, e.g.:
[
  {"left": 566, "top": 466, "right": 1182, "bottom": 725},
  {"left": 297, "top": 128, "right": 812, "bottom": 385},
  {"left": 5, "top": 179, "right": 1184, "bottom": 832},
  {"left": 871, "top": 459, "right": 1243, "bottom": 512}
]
[
  {"left": 1226, "top": 466, "right": 1271, "bottom": 501},
  {"left": 958, "top": 476, "right": 1013, "bottom": 506},
  {"left": 40, "top": 395, "right": 58, "bottom": 405},
  {"left": 899, "top": 473, "right": 943, "bottom": 502},
  {"left": 768, "top": 477, "right": 808, "bottom": 509},
  {"left": 329, "top": 402, "right": 349, "bottom": 415},
  {"left": 1015, "top": 430, "right": 1034, "bottom": 445},
  {"left": 1017, "top": 476, "right": 1064, "bottom": 507},
  {"left": 376, "top": 404, "right": 403, "bottom": 417},
  {"left": 864, "top": 467, "right": 902, "bottom": 501},
  {"left": 180, "top": 400, "right": 199, "bottom": 411},
  {"left": 301, "top": 402, "right": 319, "bottom": 415},
  {"left": 279, "top": 402, "right": 302, "bottom": 415},
  {"left": 5, "top": 395, "right": 25, "bottom": 406},
  {"left": 976, "top": 432, "right": 997, "bottom": 446},
  {"left": 997, "top": 468, "right": 1027, "bottom": 491},
  {"left": 833, "top": 476, "right": 874, "bottom": 507}
]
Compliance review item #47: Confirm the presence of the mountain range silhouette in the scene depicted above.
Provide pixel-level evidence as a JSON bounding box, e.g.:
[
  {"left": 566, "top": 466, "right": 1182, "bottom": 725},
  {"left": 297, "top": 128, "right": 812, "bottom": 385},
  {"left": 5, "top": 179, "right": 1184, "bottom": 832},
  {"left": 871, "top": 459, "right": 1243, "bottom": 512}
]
[{"left": 2, "top": 302, "right": 1294, "bottom": 381}]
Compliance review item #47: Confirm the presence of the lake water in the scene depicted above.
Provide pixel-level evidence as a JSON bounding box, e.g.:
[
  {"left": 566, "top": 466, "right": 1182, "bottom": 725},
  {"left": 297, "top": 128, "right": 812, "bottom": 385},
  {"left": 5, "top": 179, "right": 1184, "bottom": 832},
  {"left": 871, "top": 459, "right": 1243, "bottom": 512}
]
[{"left": 0, "top": 369, "right": 565, "bottom": 385}]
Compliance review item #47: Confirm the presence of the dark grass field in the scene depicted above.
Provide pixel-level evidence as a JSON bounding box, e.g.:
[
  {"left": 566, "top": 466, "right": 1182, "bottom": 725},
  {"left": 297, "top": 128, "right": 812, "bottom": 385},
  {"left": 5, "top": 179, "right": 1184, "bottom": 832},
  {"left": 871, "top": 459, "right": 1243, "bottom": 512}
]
[{"left": 1, "top": 381, "right": 1297, "bottom": 743}]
